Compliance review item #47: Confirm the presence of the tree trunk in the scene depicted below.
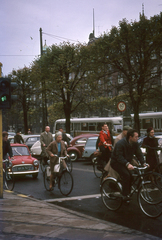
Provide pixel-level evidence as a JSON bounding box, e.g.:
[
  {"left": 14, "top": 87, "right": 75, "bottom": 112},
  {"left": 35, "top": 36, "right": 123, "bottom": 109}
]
[
  {"left": 23, "top": 99, "right": 28, "bottom": 134},
  {"left": 133, "top": 101, "right": 141, "bottom": 135},
  {"left": 64, "top": 101, "right": 71, "bottom": 134}
]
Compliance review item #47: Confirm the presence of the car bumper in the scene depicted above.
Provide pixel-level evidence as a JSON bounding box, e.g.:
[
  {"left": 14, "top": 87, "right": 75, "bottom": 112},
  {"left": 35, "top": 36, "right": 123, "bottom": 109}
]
[{"left": 9, "top": 169, "right": 39, "bottom": 175}]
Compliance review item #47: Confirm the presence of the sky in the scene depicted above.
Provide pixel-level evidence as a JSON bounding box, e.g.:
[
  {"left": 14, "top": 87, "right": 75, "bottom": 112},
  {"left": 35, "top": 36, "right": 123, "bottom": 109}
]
[{"left": 0, "top": 0, "right": 162, "bottom": 76}]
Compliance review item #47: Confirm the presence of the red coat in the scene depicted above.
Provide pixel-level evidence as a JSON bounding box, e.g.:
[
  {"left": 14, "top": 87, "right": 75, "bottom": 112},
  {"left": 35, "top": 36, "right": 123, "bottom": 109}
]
[{"left": 98, "top": 130, "right": 112, "bottom": 151}]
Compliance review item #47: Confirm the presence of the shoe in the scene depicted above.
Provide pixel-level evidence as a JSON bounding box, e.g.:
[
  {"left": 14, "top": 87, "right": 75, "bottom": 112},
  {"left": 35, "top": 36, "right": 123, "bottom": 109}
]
[{"left": 49, "top": 187, "right": 54, "bottom": 191}]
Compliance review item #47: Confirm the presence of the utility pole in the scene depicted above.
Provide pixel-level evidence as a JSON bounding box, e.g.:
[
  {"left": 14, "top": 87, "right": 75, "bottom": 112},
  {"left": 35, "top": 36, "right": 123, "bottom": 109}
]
[
  {"left": 0, "top": 62, "right": 3, "bottom": 198},
  {"left": 39, "top": 28, "right": 48, "bottom": 131}
]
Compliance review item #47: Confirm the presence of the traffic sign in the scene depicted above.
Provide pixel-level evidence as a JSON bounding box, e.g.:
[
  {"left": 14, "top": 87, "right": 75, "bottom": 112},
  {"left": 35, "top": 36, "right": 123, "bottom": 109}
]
[{"left": 117, "top": 101, "right": 126, "bottom": 112}]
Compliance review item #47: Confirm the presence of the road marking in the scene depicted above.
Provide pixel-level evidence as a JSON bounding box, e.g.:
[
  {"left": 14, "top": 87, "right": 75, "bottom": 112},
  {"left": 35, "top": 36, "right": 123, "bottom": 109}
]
[{"left": 45, "top": 194, "right": 101, "bottom": 203}]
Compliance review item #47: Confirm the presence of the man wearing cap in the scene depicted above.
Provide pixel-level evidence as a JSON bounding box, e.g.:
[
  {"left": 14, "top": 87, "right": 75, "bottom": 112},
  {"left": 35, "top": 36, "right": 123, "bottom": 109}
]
[{"left": 114, "top": 125, "right": 132, "bottom": 147}]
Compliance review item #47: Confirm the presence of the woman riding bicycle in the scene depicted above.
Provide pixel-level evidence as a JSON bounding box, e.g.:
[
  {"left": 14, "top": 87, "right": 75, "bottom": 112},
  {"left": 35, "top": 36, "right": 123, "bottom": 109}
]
[
  {"left": 142, "top": 127, "right": 159, "bottom": 171},
  {"left": 46, "top": 131, "right": 67, "bottom": 191}
]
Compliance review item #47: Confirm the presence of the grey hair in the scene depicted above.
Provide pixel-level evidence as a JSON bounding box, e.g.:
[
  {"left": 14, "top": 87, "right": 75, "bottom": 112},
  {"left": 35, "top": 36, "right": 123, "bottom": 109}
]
[{"left": 55, "top": 131, "right": 62, "bottom": 139}]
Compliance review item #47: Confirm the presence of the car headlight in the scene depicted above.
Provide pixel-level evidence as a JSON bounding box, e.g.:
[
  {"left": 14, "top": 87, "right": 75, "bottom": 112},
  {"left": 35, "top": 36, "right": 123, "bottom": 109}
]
[{"left": 33, "top": 159, "right": 39, "bottom": 166}]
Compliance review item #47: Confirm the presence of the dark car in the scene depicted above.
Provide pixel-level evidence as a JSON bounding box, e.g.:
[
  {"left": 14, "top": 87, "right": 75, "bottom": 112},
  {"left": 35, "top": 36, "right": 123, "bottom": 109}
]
[
  {"left": 67, "top": 133, "right": 99, "bottom": 161},
  {"left": 23, "top": 135, "right": 40, "bottom": 149}
]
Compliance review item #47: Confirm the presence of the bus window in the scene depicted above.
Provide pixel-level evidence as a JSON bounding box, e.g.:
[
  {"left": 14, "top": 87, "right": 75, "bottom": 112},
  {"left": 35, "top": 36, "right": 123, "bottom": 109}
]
[
  {"left": 97, "top": 123, "right": 102, "bottom": 131},
  {"left": 73, "top": 123, "right": 80, "bottom": 131},
  {"left": 56, "top": 123, "right": 65, "bottom": 131},
  {"left": 142, "top": 118, "right": 153, "bottom": 129},
  {"left": 88, "top": 123, "right": 96, "bottom": 131},
  {"left": 81, "top": 122, "right": 88, "bottom": 131}
]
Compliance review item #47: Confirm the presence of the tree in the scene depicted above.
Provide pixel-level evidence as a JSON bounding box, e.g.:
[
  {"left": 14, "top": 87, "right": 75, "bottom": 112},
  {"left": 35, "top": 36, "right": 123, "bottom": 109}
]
[
  {"left": 94, "top": 13, "right": 162, "bottom": 133},
  {"left": 34, "top": 42, "right": 92, "bottom": 133},
  {"left": 9, "top": 67, "right": 38, "bottom": 134}
]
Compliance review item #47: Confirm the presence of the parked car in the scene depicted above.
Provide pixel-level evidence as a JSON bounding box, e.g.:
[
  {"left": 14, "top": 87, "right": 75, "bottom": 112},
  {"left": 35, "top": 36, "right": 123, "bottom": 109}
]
[
  {"left": 8, "top": 132, "right": 16, "bottom": 137},
  {"left": 82, "top": 136, "right": 98, "bottom": 161},
  {"left": 82, "top": 135, "right": 117, "bottom": 162},
  {"left": 30, "top": 133, "right": 73, "bottom": 159},
  {"left": 67, "top": 134, "right": 99, "bottom": 161},
  {"left": 10, "top": 143, "right": 39, "bottom": 178},
  {"left": 23, "top": 135, "right": 40, "bottom": 149}
]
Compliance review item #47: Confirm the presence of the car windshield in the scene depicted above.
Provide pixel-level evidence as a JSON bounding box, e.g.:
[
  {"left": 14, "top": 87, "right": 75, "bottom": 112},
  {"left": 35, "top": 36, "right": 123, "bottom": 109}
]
[{"left": 12, "top": 146, "right": 30, "bottom": 156}]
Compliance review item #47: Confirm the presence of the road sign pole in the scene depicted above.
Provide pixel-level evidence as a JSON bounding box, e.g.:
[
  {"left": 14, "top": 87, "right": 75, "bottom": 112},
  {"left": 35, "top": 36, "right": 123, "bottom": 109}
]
[{"left": 0, "top": 62, "right": 3, "bottom": 198}]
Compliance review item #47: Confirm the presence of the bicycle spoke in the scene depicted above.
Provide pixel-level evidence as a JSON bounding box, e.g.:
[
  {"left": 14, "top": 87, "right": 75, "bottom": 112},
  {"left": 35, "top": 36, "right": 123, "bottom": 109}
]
[
  {"left": 138, "top": 182, "right": 162, "bottom": 218},
  {"left": 101, "top": 178, "right": 122, "bottom": 211},
  {"left": 59, "top": 171, "right": 73, "bottom": 196}
]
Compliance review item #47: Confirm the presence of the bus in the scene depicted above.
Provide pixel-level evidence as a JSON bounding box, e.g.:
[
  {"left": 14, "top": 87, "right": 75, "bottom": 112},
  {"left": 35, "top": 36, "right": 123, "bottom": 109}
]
[
  {"left": 53, "top": 117, "right": 123, "bottom": 137},
  {"left": 131, "top": 112, "right": 162, "bottom": 135}
]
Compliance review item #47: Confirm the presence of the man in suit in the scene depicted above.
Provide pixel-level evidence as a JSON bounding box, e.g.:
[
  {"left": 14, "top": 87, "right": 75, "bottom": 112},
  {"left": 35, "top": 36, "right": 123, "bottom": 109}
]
[
  {"left": 40, "top": 126, "right": 53, "bottom": 165},
  {"left": 46, "top": 131, "right": 67, "bottom": 190}
]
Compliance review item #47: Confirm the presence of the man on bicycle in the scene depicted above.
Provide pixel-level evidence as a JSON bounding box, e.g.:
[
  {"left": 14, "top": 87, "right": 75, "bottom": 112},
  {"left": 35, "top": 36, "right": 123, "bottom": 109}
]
[
  {"left": 98, "top": 123, "right": 113, "bottom": 167},
  {"left": 110, "top": 129, "right": 145, "bottom": 201},
  {"left": 3, "top": 131, "right": 13, "bottom": 160}
]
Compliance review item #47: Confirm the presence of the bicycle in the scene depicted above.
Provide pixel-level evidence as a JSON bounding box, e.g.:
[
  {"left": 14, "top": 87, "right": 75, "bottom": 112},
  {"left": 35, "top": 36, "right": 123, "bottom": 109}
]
[
  {"left": 3, "top": 159, "right": 15, "bottom": 191},
  {"left": 92, "top": 152, "right": 106, "bottom": 178},
  {"left": 43, "top": 156, "right": 73, "bottom": 196},
  {"left": 101, "top": 164, "right": 162, "bottom": 218}
]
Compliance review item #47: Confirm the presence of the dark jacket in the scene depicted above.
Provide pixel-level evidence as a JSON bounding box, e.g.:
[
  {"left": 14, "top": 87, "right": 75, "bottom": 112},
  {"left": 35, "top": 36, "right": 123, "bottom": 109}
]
[
  {"left": 142, "top": 136, "right": 158, "bottom": 169},
  {"left": 46, "top": 140, "right": 67, "bottom": 163},
  {"left": 111, "top": 137, "right": 144, "bottom": 167},
  {"left": 3, "top": 140, "right": 13, "bottom": 159},
  {"left": 14, "top": 134, "right": 24, "bottom": 144}
]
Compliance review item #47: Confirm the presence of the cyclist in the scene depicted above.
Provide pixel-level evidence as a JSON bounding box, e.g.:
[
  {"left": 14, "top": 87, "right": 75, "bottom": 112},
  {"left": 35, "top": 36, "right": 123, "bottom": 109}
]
[
  {"left": 142, "top": 127, "right": 158, "bottom": 171},
  {"left": 40, "top": 126, "right": 53, "bottom": 165},
  {"left": 98, "top": 123, "right": 113, "bottom": 168},
  {"left": 110, "top": 129, "right": 146, "bottom": 201},
  {"left": 3, "top": 131, "right": 13, "bottom": 160},
  {"left": 46, "top": 131, "right": 67, "bottom": 191}
]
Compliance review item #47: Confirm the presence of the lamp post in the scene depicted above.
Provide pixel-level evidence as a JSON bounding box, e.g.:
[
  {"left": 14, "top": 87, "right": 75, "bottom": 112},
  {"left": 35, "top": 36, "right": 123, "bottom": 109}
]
[{"left": 40, "top": 28, "right": 48, "bottom": 130}]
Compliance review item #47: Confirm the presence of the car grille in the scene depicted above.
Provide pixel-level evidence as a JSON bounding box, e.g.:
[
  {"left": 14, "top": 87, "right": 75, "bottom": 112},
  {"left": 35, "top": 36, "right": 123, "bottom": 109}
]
[{"left": 12, "top": 164, "right": 34, "bottom": 172}]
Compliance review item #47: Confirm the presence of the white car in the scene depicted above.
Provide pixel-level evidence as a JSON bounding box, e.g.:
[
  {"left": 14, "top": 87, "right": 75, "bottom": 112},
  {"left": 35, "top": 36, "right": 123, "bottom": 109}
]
[{"left": 30, "top": 133, "right": 73, "bottom": 159}]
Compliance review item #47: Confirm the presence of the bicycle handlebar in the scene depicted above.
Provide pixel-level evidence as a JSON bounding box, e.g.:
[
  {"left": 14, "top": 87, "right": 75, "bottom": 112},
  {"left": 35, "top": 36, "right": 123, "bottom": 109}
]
[{"left": 133, "top": 163, "right": 149, "bottom": 171}]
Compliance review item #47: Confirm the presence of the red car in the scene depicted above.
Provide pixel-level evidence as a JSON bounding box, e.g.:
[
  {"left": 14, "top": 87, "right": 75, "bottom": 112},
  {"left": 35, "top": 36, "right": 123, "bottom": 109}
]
[
  {"left": 10, "top": 143, "right": 39, "bottom": 178},
  {"left": 67, "top": 134, "right": 99, "bottom": 161}
]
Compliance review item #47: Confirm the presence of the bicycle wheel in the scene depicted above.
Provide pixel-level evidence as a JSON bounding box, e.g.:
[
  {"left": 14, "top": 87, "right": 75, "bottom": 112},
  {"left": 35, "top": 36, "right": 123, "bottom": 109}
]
[
  {"left": 93, "top": 158, "right": 103, "bottom": 178},
  {"left": 59, "top": 170, "right": 73, "bottom": 196},
  {"left": 43, "top": 167, "right": 51, "bottom": 191},
  {"left": 5, "top": 171, "right": 15, "bottom": 191},
  {"left": 66, "top": 157, "right": 73, "bottom": 172},
  {"left": 138, "top": 182, "right": 162, "bottom": 218},
  {"left": 101, "top": 178, "right": 122, "bottom": 211}
]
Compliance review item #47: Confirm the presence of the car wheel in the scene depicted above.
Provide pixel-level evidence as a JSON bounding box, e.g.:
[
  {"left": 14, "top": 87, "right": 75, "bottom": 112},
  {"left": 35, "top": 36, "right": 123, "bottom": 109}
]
[
  {"left": 68, "top": 151, "right": 78, "bottom": 161},
  {"left": 32, "top": 173, "right": 38, "bottom": 179}
]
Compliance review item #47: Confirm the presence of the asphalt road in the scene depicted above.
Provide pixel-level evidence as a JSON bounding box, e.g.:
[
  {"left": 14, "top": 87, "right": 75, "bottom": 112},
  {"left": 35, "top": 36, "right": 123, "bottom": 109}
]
[{"left": 13, "top": 160, "right": 162, "bottom": 238}]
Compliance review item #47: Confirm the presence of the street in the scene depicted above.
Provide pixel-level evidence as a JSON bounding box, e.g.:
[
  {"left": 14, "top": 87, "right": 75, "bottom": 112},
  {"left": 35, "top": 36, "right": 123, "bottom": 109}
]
[{"left": 13, "top": 160, "right": 162, "bottom": 238}]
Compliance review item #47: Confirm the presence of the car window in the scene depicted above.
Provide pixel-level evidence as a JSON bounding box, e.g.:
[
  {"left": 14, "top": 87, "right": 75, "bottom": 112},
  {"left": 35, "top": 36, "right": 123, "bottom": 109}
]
[
  {"left": 75, "top": 138, "right": 87, "bottom": 144},
  {"left": 12, "top": 146, "right": 30, "bottom": 156},
  {"left": 26, "top": 137, "right": 39, "bottom": 142}
]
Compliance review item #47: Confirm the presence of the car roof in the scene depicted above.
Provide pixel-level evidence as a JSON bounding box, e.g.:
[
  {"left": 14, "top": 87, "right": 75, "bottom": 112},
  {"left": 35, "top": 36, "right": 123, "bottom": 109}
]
[{"left": 86, "top": 136, "right": 98, "bottom": 140}]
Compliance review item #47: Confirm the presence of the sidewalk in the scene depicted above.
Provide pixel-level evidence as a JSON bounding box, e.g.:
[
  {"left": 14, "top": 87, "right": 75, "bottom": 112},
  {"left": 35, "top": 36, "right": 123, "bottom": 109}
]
[{"left": 0, "top": 190, "right": 161, "bottom": 240}]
